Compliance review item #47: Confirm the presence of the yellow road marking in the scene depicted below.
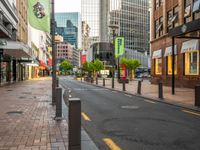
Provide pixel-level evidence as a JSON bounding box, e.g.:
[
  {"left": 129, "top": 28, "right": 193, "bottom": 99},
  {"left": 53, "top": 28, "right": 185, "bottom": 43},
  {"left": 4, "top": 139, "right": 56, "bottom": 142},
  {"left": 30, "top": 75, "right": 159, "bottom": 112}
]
[
  {"left": 103, "top": 138, "right": 122, "bottom": 150},
  {"left": 182, "top": 109, "right": 200, "bottom": 117},
  {"left": 81, "top": 112, "right": 91, "bottom": 121},
  {"left": 144, "top": 100, "right": 156, "bottom": 104}
]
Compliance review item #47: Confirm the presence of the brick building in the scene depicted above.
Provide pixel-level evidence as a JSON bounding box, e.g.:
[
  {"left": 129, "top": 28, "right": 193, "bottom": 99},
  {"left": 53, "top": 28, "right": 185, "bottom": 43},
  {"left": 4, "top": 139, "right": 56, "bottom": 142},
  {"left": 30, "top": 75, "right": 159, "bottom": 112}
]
[
  {"left": 56, "top": 42, "right": 73, "bottom": 63},
  {"left": 151, "top": 0, "right": 200, "bottom": 88}
]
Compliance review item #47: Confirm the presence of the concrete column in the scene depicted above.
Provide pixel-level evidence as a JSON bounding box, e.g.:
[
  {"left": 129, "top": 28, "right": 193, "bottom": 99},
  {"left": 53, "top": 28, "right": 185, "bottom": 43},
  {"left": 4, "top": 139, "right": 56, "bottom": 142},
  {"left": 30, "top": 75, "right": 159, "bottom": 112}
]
[{"left": 100, "top": 0, "right": 110, "bottom": 42}]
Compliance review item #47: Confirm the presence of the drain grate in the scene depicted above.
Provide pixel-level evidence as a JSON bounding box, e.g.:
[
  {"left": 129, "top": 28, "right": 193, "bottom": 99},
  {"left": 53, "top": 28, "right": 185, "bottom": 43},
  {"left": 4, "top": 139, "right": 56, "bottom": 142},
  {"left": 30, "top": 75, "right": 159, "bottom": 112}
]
[
  {"left": 6, "top": 111, "right": 23, "bottom": 116},
  {"left": 7, "top": 89, "right": 13, "bottom": 91}
]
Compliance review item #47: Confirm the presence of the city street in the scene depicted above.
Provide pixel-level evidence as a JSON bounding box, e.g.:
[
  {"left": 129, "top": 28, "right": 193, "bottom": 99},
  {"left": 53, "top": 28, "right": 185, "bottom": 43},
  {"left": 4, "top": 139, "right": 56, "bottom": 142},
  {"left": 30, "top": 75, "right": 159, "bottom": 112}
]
[{"left": 60, "top": 76, "right": 200, "bottom": 150}]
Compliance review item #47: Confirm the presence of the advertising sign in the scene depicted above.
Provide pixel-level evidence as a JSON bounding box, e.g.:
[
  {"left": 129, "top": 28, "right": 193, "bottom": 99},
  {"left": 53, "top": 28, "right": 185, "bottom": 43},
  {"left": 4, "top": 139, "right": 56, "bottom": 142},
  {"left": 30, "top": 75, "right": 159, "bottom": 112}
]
[{"left": 115, "top": 37, "right": 124, "bottom": 58}]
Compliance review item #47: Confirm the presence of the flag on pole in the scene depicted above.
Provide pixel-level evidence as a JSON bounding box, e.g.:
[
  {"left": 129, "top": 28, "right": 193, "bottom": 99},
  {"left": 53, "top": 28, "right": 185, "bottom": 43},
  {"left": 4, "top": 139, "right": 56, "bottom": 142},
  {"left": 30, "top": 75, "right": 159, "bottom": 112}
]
[{"left": 28, "top": 0, "right": 50, "bottom": 32}]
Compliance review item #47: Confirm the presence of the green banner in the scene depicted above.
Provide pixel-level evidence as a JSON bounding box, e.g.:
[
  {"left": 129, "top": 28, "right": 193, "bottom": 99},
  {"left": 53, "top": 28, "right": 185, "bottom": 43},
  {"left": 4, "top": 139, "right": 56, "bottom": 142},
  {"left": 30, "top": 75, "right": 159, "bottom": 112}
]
[
  {"left": 28, "top": 0, "right": 50, "bottom": 32},
  {"left": 115, "top": 37, "right": 124, "bottom": 58}
]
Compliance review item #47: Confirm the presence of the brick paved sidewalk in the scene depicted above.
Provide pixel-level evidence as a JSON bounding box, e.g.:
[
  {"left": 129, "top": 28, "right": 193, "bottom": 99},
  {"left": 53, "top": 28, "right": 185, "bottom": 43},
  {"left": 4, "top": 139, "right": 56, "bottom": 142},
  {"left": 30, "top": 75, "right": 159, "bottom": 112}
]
[
  {"left": 0, "top": 78, "right": 68, "bottom": 150},
  {"left": 90, "top": 78, "right": 196, "bottom": 108}
]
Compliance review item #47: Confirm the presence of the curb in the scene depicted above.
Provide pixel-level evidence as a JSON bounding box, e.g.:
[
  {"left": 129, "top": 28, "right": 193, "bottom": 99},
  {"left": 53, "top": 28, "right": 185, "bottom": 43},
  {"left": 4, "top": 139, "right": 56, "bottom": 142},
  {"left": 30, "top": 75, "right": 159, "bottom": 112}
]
[{"left": 78, "top": 80, "right": 200, "bottom": 113}]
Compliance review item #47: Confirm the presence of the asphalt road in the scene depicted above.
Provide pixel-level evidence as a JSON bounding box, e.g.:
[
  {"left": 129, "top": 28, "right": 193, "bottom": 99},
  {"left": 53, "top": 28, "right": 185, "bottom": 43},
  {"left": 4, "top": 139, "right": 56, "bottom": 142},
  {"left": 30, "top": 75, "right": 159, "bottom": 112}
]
[{"left": 60, "top": 76, "right": 200, "bottom": 150}]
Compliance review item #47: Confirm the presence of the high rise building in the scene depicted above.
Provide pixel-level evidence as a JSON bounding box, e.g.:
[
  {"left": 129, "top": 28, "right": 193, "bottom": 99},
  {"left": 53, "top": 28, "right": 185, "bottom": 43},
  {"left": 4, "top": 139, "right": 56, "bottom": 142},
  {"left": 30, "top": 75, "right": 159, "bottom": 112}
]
[
  {"left": 151, "top": 0, "right": 200, "bottom": 88},
  {"left": 81, "top": 0, "right": 100, "bottom": 43},
  {"left": 55, "top": 12, "right": 82, "bottom": 49},
  {"left": 109, "top": 0, "right": 150, "bottom": 52}
]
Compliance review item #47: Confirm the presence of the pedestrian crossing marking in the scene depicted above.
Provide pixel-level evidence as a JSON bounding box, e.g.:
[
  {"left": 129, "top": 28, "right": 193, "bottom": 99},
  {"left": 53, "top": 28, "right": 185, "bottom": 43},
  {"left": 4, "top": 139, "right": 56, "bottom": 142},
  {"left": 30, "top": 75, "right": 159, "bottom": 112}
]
[
  {"left": 103, "top": 138, "right": 122, "bottom": 150},
  {"left": 81, "top": 112, "right": 91, "bottom": 121}
]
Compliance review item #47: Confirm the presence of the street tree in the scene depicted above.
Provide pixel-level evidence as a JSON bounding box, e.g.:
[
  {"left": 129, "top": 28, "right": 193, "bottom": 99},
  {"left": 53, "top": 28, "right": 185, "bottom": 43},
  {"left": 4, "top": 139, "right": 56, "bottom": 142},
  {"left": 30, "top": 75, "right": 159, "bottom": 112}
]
[
  {"left": 93, "top": 59, "right": 104, "bottom": 78},
  {"left": 127, "top": 59, "right": 141, "bottom": 80},
  {"left": 59, "top": 60, "right": 73, "bottom": 75}
]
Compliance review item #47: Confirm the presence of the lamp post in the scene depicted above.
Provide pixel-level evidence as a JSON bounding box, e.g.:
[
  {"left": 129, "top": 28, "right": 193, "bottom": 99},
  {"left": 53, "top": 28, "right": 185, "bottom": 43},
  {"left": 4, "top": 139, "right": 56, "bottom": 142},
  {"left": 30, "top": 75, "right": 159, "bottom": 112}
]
[
  {"left": 51, "top": 0, "right": 57, "bottom": 105},
  {"left": 109, "top": 24, "right": 119, "bottom": 88}
]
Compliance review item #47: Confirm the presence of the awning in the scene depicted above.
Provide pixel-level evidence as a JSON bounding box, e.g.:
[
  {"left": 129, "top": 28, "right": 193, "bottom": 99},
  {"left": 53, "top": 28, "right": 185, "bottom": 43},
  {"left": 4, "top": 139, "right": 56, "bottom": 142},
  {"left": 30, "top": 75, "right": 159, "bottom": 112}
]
[
  {"left": 181, "top": 39, "right": 199, "bottom": 53},
  {"left": 152, "top": 49, "right": 162, "bottom": 59},
  {"left": 164, "top": 45, "right": 177, "bottom": 56},
  {"left": 0, "top": 39, "right": 32, "bottom": 58}
]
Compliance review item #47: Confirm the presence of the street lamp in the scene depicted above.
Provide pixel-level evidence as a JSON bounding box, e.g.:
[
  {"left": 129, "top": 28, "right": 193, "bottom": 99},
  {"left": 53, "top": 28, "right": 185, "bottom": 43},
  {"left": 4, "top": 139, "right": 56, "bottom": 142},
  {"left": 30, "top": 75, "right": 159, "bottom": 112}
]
[{"left": 109, "top": 24, "right": 119, "bottom": 88}]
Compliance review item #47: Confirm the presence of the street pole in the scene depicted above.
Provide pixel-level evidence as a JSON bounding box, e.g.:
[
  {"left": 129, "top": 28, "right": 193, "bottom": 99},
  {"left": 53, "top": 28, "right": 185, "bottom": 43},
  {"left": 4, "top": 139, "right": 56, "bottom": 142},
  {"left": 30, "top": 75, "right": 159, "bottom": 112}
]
[
  {"left": 51, "top": 0, "right": 57, "bottom": 105},
  {"left": 112, "top": 29, "right": 115, "bottom": 89},
  {"left": 172, "top": 37, "right": 175, "bottom": 95}
]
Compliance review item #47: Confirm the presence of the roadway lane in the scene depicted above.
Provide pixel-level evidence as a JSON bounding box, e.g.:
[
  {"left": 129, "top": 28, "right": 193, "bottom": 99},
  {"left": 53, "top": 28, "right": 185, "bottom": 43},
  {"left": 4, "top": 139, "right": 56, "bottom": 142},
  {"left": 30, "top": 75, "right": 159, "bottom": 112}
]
[{"left": 60, "top": 76, "right": 200, "bottom": 150}]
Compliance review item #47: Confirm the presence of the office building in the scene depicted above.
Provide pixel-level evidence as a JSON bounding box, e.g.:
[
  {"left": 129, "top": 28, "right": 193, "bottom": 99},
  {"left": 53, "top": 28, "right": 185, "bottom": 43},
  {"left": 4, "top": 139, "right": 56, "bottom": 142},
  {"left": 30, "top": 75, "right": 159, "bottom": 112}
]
[
  {"left": 109, "top": 0, "right": 150, "bottom": 52},
  {"left": 81, "top": 0, "right": 100, "bottom": 43},
  {"left": 55, "top": 12, "right": 82, "bottom": 49},
  {"left": 151, "top": 0, "right": 200, "bottom": 88}
]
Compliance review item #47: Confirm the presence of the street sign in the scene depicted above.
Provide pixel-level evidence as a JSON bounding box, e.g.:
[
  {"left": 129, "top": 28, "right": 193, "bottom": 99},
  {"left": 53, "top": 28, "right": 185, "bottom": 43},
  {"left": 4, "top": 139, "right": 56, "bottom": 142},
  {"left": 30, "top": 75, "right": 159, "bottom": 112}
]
[{"left": 115, "top": 37, "right": 124, "bottom": 58}]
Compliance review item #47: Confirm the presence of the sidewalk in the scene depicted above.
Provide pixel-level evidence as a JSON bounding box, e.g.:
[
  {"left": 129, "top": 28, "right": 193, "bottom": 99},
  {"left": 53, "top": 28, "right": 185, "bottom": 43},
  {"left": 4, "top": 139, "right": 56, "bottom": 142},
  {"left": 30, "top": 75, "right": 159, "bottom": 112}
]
[
  {"left": 0, "top": 77, "right": 98, "bottom": 150},
  {"left": 88, "top": 78, "right": 198, "bottom": 110}
]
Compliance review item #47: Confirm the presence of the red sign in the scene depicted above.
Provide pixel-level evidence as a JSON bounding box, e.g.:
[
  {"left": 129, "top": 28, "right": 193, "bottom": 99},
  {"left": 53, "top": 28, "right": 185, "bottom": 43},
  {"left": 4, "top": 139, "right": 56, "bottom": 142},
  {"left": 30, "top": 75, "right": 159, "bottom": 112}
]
[
  {"left": 120, "top": 64, "right": 127, "bottom": 80},
  {"left": 81, "top": 55, "right": 86, "bottom": 65},
  {"left": 48, "top": 58, "right": 52, "bottom": 66}
]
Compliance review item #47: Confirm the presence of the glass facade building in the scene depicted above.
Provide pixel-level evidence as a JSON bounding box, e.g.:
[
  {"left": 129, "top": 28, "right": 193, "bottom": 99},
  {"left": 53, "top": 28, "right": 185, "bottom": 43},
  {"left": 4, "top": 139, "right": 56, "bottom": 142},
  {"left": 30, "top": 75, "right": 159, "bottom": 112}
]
[
  {"left": 81, "top": 0, "right": 100, "bottom": 42},
  {"left": 109, "top": 0, "right": 149, "bottom": 52},
  {"left": 55, "top": 12, "right": 82, "bottom": 48}
]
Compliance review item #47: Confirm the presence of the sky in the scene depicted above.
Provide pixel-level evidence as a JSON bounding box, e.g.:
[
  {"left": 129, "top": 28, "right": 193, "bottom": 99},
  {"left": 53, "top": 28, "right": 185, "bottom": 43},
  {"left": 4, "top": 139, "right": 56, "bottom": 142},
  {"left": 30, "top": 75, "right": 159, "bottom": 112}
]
[{"left": 55, "top": 0, "right": 81, "bottom": 13}]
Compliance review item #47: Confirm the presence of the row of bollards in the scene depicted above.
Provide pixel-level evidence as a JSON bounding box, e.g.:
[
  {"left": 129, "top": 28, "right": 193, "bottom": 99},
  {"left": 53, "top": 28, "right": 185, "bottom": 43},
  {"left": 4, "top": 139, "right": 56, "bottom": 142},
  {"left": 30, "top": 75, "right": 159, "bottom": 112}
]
[
  {"left": 55, "top": 78, "right": 81, "bottom": 150},
  {"left": 86, "top": 77, "right": 200, "bottom": 107}
]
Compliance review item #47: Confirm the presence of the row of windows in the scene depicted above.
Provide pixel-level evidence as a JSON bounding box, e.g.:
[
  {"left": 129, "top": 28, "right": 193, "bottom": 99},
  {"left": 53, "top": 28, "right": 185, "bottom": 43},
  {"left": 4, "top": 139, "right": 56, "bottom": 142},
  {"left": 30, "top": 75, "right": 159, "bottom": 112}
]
[
  {"left": 154, "top": 0, "right": 200, "bottom": 39},
  {"left": 155, "top": 51, "right": 199, "bottom": 75}
]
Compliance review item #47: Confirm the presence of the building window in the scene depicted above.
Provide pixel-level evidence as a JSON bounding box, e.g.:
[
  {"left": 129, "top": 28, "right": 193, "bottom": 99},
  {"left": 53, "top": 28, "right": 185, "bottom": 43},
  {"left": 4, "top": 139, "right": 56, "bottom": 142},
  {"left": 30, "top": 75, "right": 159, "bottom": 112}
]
[
  {"left": 185, "top": 51, "right": 199, "bottom": 75},
  {"left": 155, "top": 0, "right": 163, "bottom": 10},
  {"left": 167, "top": 10, "right": 173, "bottom": 31},
  {"left": 155, "top": 58, "right": 162, "bottom": 75},
  {"left": 155, "top": 17, "right": 163, "bottom": 38},
  {"left": 167, "top": 56, "right": 177, "bottom": 75},
  {"left": 193, "top": 0, "right": 200, "bottom": 20},
  {"left": 184, "top": 0, "right": 192, "bottom": 23},
  {"left": 173, "top": 6, "right": 179, "bottom": 27}
]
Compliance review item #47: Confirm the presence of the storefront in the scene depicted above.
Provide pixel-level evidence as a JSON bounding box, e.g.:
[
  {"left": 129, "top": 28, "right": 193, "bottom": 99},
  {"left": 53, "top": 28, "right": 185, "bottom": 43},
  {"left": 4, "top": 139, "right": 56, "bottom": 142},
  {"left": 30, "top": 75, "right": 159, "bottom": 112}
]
[
  {"left": 151, "top": 19, "right": 200, "bottom": 89},
  {"left": 0, "top": 40, "right": 33, "bottom": 85}
]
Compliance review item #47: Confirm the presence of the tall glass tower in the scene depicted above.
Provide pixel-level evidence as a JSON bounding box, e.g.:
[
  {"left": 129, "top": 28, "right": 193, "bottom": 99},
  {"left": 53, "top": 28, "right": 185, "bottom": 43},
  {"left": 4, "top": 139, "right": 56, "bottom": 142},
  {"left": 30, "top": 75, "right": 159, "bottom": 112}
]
[
  {"left": 55, "top": 12, "right": 82, "bottom": 49},
  {"left": 81, "top": 0, "right": 100, "bottom": 42}
]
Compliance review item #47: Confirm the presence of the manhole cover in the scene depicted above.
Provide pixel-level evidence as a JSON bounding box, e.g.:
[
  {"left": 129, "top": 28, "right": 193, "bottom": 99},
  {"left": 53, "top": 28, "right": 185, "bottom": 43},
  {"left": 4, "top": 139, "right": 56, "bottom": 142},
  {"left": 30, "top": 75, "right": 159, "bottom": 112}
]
[
  {"left": 6, "top": 111, "right": 23, "bottom": 116},
  {"left": 121, "top": 106, "right": 139, "bottom": 109}
]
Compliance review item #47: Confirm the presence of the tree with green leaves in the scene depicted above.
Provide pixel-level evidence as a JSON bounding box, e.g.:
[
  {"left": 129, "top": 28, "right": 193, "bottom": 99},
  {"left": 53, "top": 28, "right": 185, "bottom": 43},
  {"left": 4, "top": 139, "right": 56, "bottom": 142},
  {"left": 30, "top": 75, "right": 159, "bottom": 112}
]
[
  {"left": 127, "top": 59, "right": 141, "bottom": 80},
  {"left": 59, "top": 60, "right": 73, "bottom": 75},
  {"left": 120, "top": 57, "right": 128, "bottom": 65},
  {"left": 93, "top": 59, "right": 103, "bottom": 78}
]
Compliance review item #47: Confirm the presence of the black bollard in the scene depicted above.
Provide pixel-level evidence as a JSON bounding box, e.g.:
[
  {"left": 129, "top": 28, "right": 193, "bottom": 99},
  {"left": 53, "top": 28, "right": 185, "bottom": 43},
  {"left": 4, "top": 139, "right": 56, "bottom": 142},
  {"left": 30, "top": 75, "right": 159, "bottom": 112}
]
[
  {"left": 123, "top": 80, "right": 126, "bottom": 91},
  {"left": 103, "top": 78, "right": 105, "bottom": 86},
  {"left": 69, "top": 98, "right": 81, "bottom": 150},
  {"left": 158, "top": 81, "right": 163, "bottom": 99},
  {"left": 195, "top": 86, "right": 200, "bottom": 107},
  {"left": 55, "top": 87, "right": 62, "bottom": 119},
  {"left": 96, "top": 77, "right": 98, "bottom": 85},
  {"left": 137, "top": 80, "right": 141, "bottom": 94},
  {"left": 56, "top": 77, "right": 59, "bottom": 87}
]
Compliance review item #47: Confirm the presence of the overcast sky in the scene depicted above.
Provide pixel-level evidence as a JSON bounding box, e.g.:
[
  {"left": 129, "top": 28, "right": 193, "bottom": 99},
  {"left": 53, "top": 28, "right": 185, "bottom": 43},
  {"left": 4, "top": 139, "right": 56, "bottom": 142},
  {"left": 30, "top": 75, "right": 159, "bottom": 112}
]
[{"left": 55, "top": 0, "right": 81, "bottom": 13}]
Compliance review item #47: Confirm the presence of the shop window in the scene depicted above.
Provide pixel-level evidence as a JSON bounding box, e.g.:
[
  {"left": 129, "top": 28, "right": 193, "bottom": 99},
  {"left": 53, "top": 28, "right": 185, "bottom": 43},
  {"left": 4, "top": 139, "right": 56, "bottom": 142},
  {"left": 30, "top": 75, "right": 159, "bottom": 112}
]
[
  {"left": 155, "top": 58, "right": 162, "bottom": 75},
  {"left": 185, "top": 51, "right": 199, "bottom": 75},
  {"left": 167, "top": 56, "right": 177, "bottom": 75}
]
